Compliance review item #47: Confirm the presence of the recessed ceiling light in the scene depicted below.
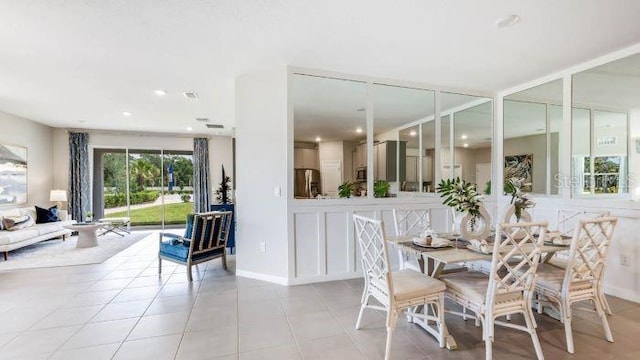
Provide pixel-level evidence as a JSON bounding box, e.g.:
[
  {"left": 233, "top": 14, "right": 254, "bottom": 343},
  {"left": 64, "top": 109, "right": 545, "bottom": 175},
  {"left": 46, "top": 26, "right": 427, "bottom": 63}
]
[
  {"left": 461, "top": 134, "right": 468, "bottom": 139},
  {"left": 356, "top": 127, "right": 363, "bottom": 133},
  {"left": 154, "top": 89, "right": 167, "bottom": 96},
  {"left": 315, "top": 136, "right": 322, "bottom": 142},
  {"left": 183, "top": 92, "right": 199, "bottom": 100},
  {"left": 463, "top": 143, "right": 469, "bottom": 148},
  {"left": 122, "top": 111, "right": 132, "bottom": 117},
  {"left": 186, "top": 126, "right": 193, "bottom": 131},
  {"left": 409, "top": 130, "right": 417, "bottom": 136},
  {"left": 496, "top": 14, "right": 520, "bottom": 28}
]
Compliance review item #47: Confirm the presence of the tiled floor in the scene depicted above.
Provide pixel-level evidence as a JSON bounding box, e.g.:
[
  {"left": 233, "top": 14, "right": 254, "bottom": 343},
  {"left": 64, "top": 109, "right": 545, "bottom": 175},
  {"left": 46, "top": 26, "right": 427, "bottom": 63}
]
[{"left": 1, "top": 232, "right": 639, "bottom": 359}]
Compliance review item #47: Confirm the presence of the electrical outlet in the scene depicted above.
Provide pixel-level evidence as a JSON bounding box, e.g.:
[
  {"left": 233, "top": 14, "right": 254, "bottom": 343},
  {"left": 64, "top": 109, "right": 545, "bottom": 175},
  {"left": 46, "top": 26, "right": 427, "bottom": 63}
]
[
  {"left": 259, "top": 242, "right": 266, "bottom": 253},
  {"left": 621, "top": 254, "right": 631, "bottom": 266}
]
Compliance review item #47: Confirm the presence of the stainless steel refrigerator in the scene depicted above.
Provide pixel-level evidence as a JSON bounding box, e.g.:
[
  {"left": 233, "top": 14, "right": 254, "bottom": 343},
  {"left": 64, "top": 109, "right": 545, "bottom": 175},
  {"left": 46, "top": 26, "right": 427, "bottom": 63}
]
[{"left": 294, "top": 168, "right": 321, "bottom": 198}]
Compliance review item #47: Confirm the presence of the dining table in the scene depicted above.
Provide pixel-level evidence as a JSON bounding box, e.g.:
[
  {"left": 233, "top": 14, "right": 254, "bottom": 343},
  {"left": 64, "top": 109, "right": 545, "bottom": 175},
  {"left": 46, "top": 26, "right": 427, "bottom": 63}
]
[{"left": 386, "top": 233, "right": 570, "bottom": 350}]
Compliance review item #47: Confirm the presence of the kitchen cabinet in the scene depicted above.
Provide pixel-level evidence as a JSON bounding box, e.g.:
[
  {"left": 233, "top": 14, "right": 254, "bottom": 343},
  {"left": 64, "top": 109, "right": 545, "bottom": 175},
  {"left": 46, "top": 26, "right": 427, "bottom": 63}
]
[
  {"left": 354, "top": 143, "right": 367, "bottom": 168},
  {"left": 374, "top": 141, "right": 406, "bottom": 182},
  {"left": 294, "top": 148, "right": 319, "bottom": 169},
  {"left": 406, "top": 156, "right": 418, "bottom": 182}
]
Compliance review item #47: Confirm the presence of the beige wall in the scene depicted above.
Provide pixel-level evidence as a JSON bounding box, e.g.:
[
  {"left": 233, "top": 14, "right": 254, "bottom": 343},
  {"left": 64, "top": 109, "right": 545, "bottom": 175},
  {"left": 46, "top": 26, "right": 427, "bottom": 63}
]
[{"left": 0, "top": 111, "right": 54, "bottom": 208}]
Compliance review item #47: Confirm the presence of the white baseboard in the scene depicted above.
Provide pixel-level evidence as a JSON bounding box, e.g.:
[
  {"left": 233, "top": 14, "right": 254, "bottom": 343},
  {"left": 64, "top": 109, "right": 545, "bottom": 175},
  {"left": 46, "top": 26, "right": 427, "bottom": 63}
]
[
  {"left": 288, "top": 272, "right": 363, "bottom": 286},
  {"left": 604, "top": 284, "right": 640, "bottom": 303},
  {"left": 235, "top": 269, "right": 289, "bottom": 286}
]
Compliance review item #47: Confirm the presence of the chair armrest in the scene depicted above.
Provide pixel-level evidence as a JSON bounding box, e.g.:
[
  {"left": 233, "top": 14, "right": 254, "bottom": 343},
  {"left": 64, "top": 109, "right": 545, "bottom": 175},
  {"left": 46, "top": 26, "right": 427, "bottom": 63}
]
[{"left": 159, "top": 232, "right": 188, "bottom": 246}]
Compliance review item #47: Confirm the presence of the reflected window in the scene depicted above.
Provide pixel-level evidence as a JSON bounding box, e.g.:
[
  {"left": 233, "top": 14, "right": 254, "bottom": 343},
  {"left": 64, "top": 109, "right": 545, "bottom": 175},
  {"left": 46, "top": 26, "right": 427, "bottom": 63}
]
[
  {"left": 292, "top": 74, "right": 367, "bottom": 198},
  {"left": 504, "top": 79, "right": 562, "bottom": 195},
  {"left": 372, "top": 84, "right": 435, "bottom": 195},
  {"left": 441, "top": 93, "right": 493, "bottom": 194}
]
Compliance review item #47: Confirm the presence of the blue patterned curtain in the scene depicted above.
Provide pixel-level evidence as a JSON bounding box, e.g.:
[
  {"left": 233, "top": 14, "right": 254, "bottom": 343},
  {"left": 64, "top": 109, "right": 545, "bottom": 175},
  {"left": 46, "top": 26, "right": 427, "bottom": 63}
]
[
  {"left": 193, "top": 138, "right": 210, "bottom": 213},
  {"left": 69, "top": 132, "right": 90, "bottom": 222}
]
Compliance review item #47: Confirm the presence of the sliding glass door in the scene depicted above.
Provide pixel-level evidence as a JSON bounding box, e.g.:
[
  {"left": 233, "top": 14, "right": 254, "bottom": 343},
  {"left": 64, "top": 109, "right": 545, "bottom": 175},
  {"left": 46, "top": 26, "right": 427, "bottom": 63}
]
[{"left": 95, "top": 148, "right": 194, "bottom": 228}]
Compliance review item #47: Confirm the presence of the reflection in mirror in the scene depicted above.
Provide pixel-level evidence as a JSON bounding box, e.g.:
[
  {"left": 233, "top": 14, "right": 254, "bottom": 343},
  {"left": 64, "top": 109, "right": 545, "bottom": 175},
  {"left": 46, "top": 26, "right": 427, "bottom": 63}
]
[
  {"left": 292, "top": 74, "right": 367, "bottom": 199},
  {"left": 372, "top": 84, "right": 435, "bottom": 196},
  {"left": 504, "top": 79, "right": 562, "bottom": 195},
  {"left": 572, "top": 54, "right": 634, "bottom": 196},
  {"left": 440, "top": 93, "right": 493, "bottom": 195}
]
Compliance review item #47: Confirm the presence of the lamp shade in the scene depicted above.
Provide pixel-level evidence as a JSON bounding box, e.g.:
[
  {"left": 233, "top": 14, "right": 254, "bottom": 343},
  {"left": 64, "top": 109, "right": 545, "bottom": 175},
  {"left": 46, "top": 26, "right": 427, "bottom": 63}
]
[{"left": 50, "top": 190, "right": 67, "bottom": 202}]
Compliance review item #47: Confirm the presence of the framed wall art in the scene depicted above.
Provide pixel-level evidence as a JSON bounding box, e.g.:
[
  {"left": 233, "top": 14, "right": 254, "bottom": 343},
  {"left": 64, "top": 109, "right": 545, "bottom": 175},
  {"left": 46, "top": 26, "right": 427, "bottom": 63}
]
[
  {"left": 504, "top": 154, "right": 532, "bottom": 192},
  {"left": 0, "top": 144, "right": 27, "bottom": 205}
]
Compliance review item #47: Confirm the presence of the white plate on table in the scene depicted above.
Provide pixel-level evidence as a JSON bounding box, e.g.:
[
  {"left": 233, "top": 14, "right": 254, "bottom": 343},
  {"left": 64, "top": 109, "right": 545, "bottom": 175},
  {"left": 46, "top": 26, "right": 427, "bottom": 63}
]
[
  {"left": 466, "top": 244, "right": 492, "bottom": 254},
  {"left": 412, "top": 240, "right": 453, "bottom": 248}
]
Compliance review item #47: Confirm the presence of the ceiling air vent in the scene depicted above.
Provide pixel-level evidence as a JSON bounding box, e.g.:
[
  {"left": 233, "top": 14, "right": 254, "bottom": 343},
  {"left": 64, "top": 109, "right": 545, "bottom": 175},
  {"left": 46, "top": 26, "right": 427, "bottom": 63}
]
[
  {"left": 183, "top": 91, "right": 199, "bottom": 100},
  {"left": 195, "top": 117, "right": 209, "bottom": 122},
  {"left": 206, "top": 124, "right": 224, "bottom": 129}
]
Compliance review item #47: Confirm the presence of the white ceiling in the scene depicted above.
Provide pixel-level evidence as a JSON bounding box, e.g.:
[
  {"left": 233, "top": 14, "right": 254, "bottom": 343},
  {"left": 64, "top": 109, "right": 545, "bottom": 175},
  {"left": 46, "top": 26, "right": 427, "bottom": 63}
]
[{"left": 0, "top": 1, "right": 639, "bottom": 135}]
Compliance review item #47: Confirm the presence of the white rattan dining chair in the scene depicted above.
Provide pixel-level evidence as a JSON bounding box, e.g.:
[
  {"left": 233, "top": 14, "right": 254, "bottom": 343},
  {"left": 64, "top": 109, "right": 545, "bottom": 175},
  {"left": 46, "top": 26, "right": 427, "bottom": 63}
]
[
  {"left": 392, "top": 208, "right": 430, "bottom": 271},
  {"left": 531, "top": 217, "right": 617, "bottom": 354},
  {"left": 440, "top": 221, "right": 548, "bottom": 360},
  {"left": 353, "top": 214, "right": 447, "bottom": 360},
  {"left": 549, "top": 209, "right": 612, "bottom": 314}
]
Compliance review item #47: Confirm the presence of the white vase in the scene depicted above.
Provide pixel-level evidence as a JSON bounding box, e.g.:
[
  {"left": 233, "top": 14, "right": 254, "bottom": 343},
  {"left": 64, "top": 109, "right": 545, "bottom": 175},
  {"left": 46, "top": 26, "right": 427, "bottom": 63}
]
[
  {"left": 502, "top": 204, "right": 532, "bottom": 223},
  {"left": 459, "top": 205, "right": 492, "bottom": 240}
]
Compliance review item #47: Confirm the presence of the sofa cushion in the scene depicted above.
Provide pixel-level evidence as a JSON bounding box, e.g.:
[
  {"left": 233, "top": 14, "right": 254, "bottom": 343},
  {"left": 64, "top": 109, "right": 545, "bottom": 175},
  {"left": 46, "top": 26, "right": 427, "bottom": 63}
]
[
  {"left": 35, "top": 205, "right": 60, "bottom": 224},
  {"left": 2, "top": 214, "right": 35, "bottom": 231},
  {"left": 33, "top": 223, "right": 64, "bottom": 236},
  {"left": 0, "top": 228, "right": 40, "bottom": 245}
]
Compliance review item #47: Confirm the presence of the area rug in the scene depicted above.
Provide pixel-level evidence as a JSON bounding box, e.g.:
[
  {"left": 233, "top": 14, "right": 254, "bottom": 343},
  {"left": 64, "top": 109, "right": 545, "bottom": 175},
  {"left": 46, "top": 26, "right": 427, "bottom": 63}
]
[{"left": 0, "top": 232, "right": 151, "bottom": 271}]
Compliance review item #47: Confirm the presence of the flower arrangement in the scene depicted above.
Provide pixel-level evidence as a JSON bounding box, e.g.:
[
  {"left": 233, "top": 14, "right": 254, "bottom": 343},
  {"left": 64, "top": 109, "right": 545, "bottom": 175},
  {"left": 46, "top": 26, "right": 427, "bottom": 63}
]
[
  {"left": 436, "top": 178, "right": 482, "bottom": 219},
  {"left": 504, "top": 177, "right": 535, "bottom": 221},
  {"left": 214, "top": 165, "right": 232, "bottom": 204}
]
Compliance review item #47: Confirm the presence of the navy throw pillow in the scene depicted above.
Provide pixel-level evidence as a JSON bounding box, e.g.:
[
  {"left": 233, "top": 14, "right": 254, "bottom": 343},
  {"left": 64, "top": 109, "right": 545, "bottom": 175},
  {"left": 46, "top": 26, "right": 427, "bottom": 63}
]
[{"left": 35, "top": 205, "right": 60, "bottom": 224}]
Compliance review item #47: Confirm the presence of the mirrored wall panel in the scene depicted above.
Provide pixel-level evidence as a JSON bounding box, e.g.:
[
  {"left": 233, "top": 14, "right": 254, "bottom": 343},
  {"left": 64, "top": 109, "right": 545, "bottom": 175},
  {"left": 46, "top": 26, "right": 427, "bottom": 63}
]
[
  {"left": 440, "top": 93, "right": 493, "bottom": 194},
  {"left": 372, "top": 84, "right": 435, "bottom": 196},
  {"left": 504, "top": 79, "right": 562, "bottom": 195},
  {"left": 572, "top": 54, "right": 634, "bottom": 196},
  {"left": 292, "top": 74, "right": 367, "bottom": 198}
]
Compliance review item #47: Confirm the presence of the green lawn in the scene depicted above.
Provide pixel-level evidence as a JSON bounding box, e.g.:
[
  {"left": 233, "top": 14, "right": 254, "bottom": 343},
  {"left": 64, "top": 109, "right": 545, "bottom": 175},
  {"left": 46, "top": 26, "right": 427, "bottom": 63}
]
[{"left": 106, "top": 202, "right": 194, "bottom": 226}]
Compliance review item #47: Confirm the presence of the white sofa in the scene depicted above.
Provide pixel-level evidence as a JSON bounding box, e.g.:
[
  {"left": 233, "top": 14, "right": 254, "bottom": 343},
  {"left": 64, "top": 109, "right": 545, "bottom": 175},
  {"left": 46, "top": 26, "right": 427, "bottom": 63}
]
[{"left": 0, "top": 207, "right": 74, "bottom": 260}]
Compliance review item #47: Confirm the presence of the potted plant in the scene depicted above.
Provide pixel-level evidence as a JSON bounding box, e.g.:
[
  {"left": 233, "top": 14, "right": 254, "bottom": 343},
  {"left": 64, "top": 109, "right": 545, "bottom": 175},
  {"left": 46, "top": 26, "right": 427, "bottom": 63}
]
[
  {"left": 374, "top": 180, "right": 390, "bottom": 198},
  {"left": 338, "top": 181, "right": 356, "bottom": 198},
  {"left": 503, "top": 177, "right": 535, "bottom": 222},
  {"left": 214, "top": 165, "right": 232, "bottom": 204},
  {"left": 210, "top": 165, "right": 236, "bottom": 252},
  {"left": 436, "top": 177, "right": 490, "bottom": 239}
]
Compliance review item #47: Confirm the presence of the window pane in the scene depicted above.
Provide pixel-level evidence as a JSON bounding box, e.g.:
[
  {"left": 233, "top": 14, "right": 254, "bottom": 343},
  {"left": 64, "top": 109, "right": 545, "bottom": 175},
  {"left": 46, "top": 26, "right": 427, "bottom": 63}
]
[
  {"left": 572, "top": 108, "right": 591, "bottom": 195},
  {"left": 441, "top": 93, "right": 493, "bottom": 193},
  {"left": 503, "top": 100, "right": 546, "bottom": 194},
  {"left": 372, "top": 84, "right": 435, "bottom": 196},
  {"left": 292, "top": 74, "right": 367, "bottom": 198}
]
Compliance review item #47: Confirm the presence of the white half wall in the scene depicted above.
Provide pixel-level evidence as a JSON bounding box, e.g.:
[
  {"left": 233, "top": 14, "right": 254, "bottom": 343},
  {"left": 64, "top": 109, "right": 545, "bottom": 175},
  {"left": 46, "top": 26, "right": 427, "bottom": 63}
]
[
  {"left": 235, "top": 66, "right": 289, "bottom": 282},
  {"left": 0, "top": 111, "right": 54, "bottom": 207}
]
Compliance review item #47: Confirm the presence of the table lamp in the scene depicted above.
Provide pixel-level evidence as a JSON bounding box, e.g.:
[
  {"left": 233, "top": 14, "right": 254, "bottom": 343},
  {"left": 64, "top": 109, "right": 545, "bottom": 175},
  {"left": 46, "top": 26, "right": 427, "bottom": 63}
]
[{"left": 50, "top": 190, "right": 67, "bottom": 210}]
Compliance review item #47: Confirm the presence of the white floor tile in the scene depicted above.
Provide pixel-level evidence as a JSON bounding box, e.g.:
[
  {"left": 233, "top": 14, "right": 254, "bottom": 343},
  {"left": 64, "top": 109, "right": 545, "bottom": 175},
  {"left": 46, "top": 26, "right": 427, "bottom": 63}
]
[
  {"left": 61, "top": 318, "right": 138, "bottom": 349},
  {"left": 49, "top": 343, "right": 120, "bottom": 360},
  {"left": 114, "top": 334, "right": 182, "bottom": 360},
  {"left": 127, "top": 311, "right": 189, "bottom": 340}
]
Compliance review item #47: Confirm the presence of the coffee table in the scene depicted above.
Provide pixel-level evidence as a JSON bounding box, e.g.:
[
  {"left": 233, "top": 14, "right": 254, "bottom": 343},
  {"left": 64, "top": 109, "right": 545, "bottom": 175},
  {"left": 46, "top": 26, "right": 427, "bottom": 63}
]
[
  {"left": 98, "top": 217, "right": 131, "bottom": 237},
  {"left": 64, "top": 223, "right": 104, "bottom": 248}
]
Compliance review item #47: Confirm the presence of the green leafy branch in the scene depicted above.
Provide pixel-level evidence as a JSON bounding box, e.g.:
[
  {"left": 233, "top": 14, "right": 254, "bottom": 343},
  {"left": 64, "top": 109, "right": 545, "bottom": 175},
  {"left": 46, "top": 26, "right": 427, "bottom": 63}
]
[{"left": 436, "top": 177, "right": 482, "bottom": 218}]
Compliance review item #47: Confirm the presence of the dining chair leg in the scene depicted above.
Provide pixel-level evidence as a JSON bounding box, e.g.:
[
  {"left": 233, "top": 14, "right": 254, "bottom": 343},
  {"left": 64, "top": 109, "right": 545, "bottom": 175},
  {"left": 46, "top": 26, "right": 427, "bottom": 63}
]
[
  {"left": 593, "top": 298, "right": 613, "bottom": 343},
  {"left": 524, "top": 309, "right": 544, "bottom": 360},
  {"left": 562, "top": 303, "right": 575, "bottom": 354},
  {"left": 355, "top": 294, "right": 369, "bottom": 330},
  {"left": 385, "top": 310, "right": 398, "bottom": 360},
  {"left": 158, "top": 257, "right": 162, "bottom": 275},
  {"left": 599, "top": 291, "right": 613, "bottom": 315}
]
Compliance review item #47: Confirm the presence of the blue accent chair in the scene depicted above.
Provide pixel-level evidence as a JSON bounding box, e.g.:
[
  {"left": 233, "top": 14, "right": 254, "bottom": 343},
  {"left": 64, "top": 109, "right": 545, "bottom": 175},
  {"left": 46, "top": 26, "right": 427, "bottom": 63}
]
[
  {"left": 210, "top": 203, "right": 235, "bottom": 252},
  {"left": 158, "top": 211, "right": 233, "bottom": 282}
]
